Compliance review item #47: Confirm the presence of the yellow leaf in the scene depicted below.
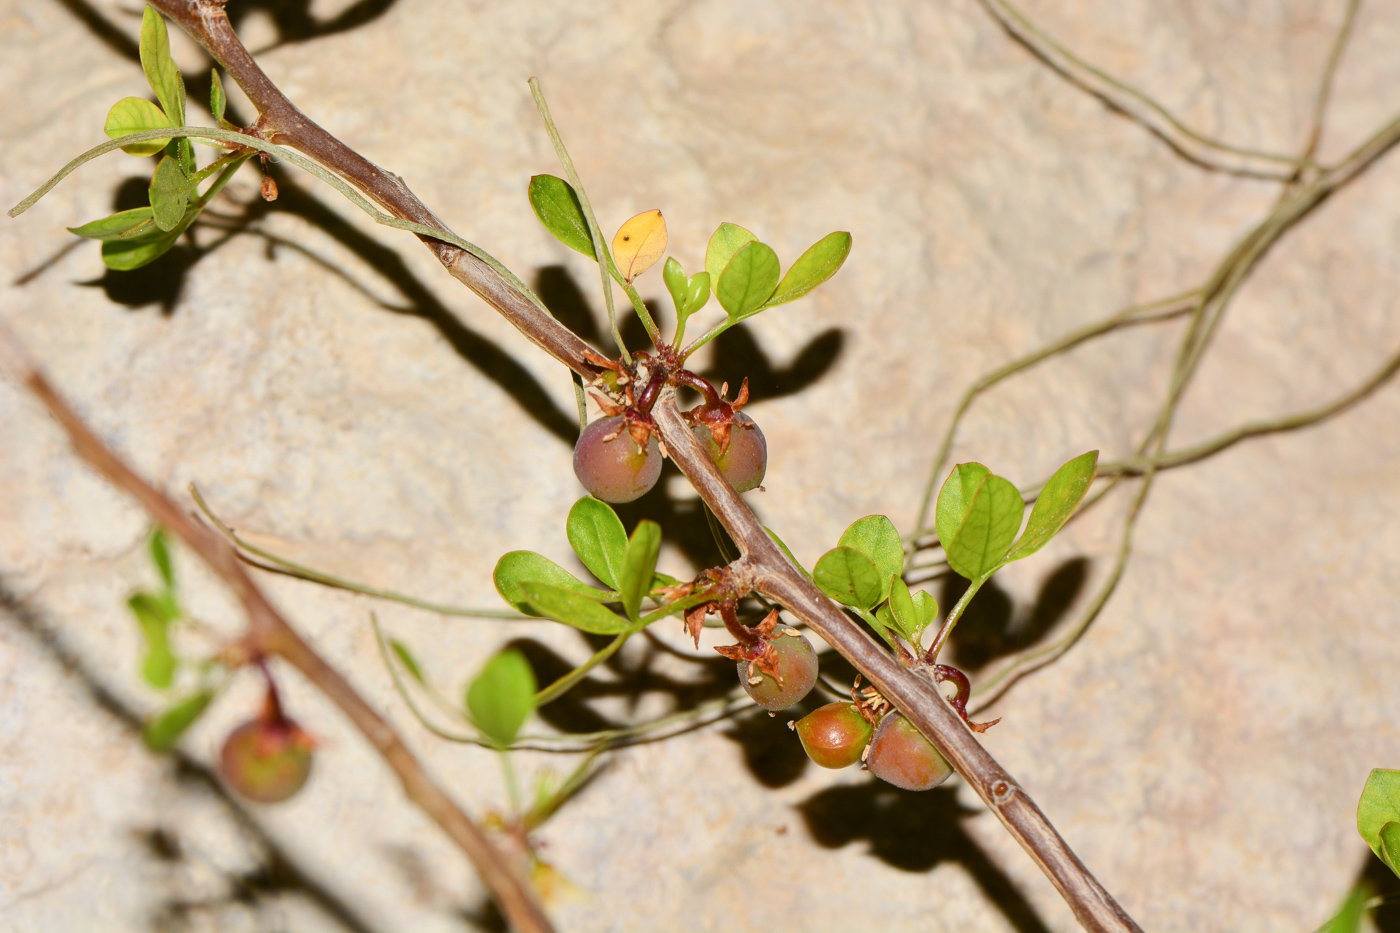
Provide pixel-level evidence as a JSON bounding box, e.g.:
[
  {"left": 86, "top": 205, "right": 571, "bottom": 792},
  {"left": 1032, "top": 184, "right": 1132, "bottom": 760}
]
[{"left": 611, "top": 209, "right": 667, "bottom": 283}]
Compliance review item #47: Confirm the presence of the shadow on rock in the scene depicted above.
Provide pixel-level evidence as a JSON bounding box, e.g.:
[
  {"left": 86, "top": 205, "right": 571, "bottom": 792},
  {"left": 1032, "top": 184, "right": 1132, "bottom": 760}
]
[{"left": 945, "top": 557, "right": 1089, "bottom": 672}]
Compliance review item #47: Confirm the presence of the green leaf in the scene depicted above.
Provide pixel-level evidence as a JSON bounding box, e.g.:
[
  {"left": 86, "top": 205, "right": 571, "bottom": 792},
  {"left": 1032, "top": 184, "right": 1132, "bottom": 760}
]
[
  {"left": 128, "top": 591, "right": 178, "bottom": 690},
  {"left": 1382, "top": 822, "right": 1400, "bottom": 878},
  {"left": 1004, "top": 451, "right": 1098, "bottom": 564},
  {"left": 837, "top": 515, "right": 903, "bottom": 602},
  {"left": 704, "top": 222, "right": 757, "bottom": 292},
  {"left": 1318, "top": 884, "right": 1370, "bottom": 933},
  {"left": 870, "top": 605, "right": 899, "bottom": 647},
  {"left": 684, "top": 271, "right": 710, "bottom": 317},
  {"left": 765, "top": 527, "right": 809, "bottom": 578},
  {"left": 887, "top": 576, "right": 916, "bottom": 641},
  {"left": 209, "top": 69, "right": 226, "bottom": 124},
  {"left": 663, "top": 256, "right": 688, "bottom": 313},
  {"left": 765, "top": 231, "right": 851, "bottom": 307},
  {"left": 69, "top": 207, "right": 156, "bottom": 241},
  {"left": 911, "top": 589, "right": 938, "bottom": 642},
  {"left": 104, "top": 97, "right": 172, "bottom": 157},
  {"left": 390, "top": 639, "right": 425, "bottom": 684},
  {"left": 813, "top": 546, "right": 882, "bottom": 611},
  {"left": 619, "top": 520, "right": 662, "bottom": 624},
  {"left": 465, "top": 649, "right": 536, "bottom": 748},
  {"left": 1358, "top": 768, "right": 1400, "bottom": 858},
  {"left": 493, "top": 550, "right": 610, "bottom": 616},
  {"left": 149, "top": 155, "right": 191, "bottom": 231},
  {"left": 143, "top": 690, "right": 213, "bottom": 751},
  {"left": 716, "top": 241, "right": 780, "bottom": 320},
  {"left": 566, "top": 497, "right": 629, "bottom": 589},
  {"left": 529, "top": 174, "right": 595, "bottom": 258},
  {"left": 935, "top": 462, "right": 990, "bottom": 548},
  {"left": 940, "top": 470, "right": 1024, "bottom": 581},
  {"left": 100, "top": 226, "right": 182, "bottom": 270},
  {"left": 150, "top": 528, "right": 174, "bottom": 590},
  {"left": 140, "top": 5, "right": 185, "bottom": 127},
  {"left": 519, "top": 581, "right": 631, "bottom": 635}
]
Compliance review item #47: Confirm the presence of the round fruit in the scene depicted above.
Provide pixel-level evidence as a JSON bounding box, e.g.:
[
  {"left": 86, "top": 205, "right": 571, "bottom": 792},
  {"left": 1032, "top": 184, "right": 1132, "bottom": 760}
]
[
  {"left": 795, "top": 702, "right": 873, "bottom": 769},
  {"left": 218, "top": 717, "right": 314, "bottom": 804},
  {"left": 694, "top": 413, "right": 766, "bottom": 492},
  {"left": 573, "top": 415, "right": 662, "bottom": 503},
  {"left": 737, "top": 627, "right": 818, "bottom": 710},
  {"left": 866, "top": 713, "right": 953, "bottom": 791}
]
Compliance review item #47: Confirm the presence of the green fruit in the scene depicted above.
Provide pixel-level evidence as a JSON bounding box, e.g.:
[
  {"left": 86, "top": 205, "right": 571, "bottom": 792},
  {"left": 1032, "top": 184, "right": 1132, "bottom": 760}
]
[
  {"left": 694, "top": 413, "right": 767, "bottom": 492},
  {"left": 866, "top": 713, "right": 952, "bottom": 791},
  {"left": 218, "top": 717, "right": 314, "bottom": 804},
  {"left": 573, "top": 415, "right": 662, "bottom": 503},
  {"left": 738, "top": 627, "right": 817, "bottom": 710},
  {"left": 795, "top": 702, "right": 872, "bottom": 769}
]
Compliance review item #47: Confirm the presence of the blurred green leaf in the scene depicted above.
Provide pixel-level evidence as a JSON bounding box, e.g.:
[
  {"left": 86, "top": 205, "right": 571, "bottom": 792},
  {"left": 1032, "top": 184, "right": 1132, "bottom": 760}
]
[
  {"left": 494, "top": 550, "right": 611, "bottom": 616},
  {"left": 813, "top": 546, "right": 882, "bottom": 611},
  {"left": 837, "top": 515, "right": 903, "bottom": 602},
  {"left": 619, "top": 520, "right": 662, "bottom": 624},
  {"left": 150, "top": 528, "right": 174, "bottom": 590},
  {"left": 210, "top": 69, "right": 226, "bottom": 124},
  {"left": 149, "top": 155, "right": 191, "bottom": 231},
  {"left": 143, "top": 689, "right": 213, "bottom": 751},
  {"left": 940, "top": 469, "right": 1023, "bottom": 581},
  {"left": 128, "top": 591, "right": 177, "bottom": 690},
  {"left": 1004, "top": 451, "right": 1098, "bottom": 564},
  {"left": 566, "top": 497, "right": 628, "bottom": 590},
  {"left": 104, "top": 97, "right": 172, "bottom": 157},
  {"left": 519, "top": 581, "right": 631, "bottom": 634},
  {"left": 765, "top": 231, "right": 851, "bottom": 307},
  {"left": 140, "top": 5, "right": 185, "bottom": 127},
  {"left": 716, "top": 240, "right": 780, "bottom": 320},
  {"left": 390, "top": 639, "right": 425, "bottom": 685},
  {"left": 69, "top": 207, "right": 155, "bottom": 241},
  {"left": 704, "top": 222, "right": 756, "bottom": 292},
  {"left": 466, "top": 649, "right": 536, "bottom": 748},
  {"left": 529, "top": 174, "right": 595, "bottom": 258},
  {"left": 1318, "top": 883, "right": 1370, "bottom": 933},
  {"left": 1359, "top": 768, "right": 1400, "bottom": 858}
]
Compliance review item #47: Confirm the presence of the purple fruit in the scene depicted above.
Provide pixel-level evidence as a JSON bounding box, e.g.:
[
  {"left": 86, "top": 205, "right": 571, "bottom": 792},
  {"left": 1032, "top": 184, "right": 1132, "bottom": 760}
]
[
  {"left": 694, "top": 413, "right": 766, "bottom": 492},
  {"left": 573, "top": 415, "right": 662, "bottom": 503},
  {"left": 738, "top": 626, "right": 817, "bottom": 710}
]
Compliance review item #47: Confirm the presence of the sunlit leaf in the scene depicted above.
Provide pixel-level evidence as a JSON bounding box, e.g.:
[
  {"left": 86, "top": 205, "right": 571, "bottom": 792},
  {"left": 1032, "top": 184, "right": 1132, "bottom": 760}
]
[
  {"left": 911, "top": 589, "right": 938, "bottom": 643},
  {"left": 1004, "top": 451, "right": 1098, "bottom": 564},
  {"left": 104, "top": 96, "right": 172, "bottom": 157},
  {"left": 716, "top": 240, "right": 780, "bottom": 320},
  {"left": 1358, "top": 768, "right": 1400, "bottom": 858},
  {"left": 611, "top": 209, "right": 667, "bottom": 284},
  {"left": 704, "top": 222, "right": 756, "bottom": 292},
  {"left": 837, "top": 515, "right": 903, "bottom": 602},
  {"left": 519, "top": 581, "right": 631, "bottom": 634},
  {"left": 683, "top": 271, "right": 710, "bottom": 316},
  {"left": 69, "top": 208, "right": 156, "bottom": 241},
  {"left": 935, "top": 462, "right": 990, "bottom": 549},
  {"left": 619, "top": 520, "right": 661, "bottom": 624},
  {"left": 494, "top": 550, "right": 611, "bottom": 616},
  {"left": 765, "top": 231, "right": 851, "bottom": 307},
  {"left": 887, "top": 576, "right": 916, "bottom": 641},
  {"left": 663, "top": 257, "right": 688, "bottom": 313},
  {"left": 937, "top": 464, "right": 1023, "bottom": 580},
  {"left": 566, "top": 497, "right": 628, "bottom": 590},
  {"left": 140, "top": 5, "right": 185, "bottom": 127},
  {"left": 144, "top": 690, "right": 213, "bottom": 751},
  {"left": 528, "top": 174, "right": 595, "bottom": 258},
  {"left": 390, "top": 639, "right": 425, "bottom": 685},
  {"left": 465, "top": 649, "right": 536, "bottom": 748},
  {"left": 813, "top": 546, "right": 882, "bottom": 611}
]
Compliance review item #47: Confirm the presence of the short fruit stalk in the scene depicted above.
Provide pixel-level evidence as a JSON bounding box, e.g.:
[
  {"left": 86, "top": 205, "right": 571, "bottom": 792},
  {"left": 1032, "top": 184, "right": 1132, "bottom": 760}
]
[{"left": 218, "top": 680, "right": 315, "bottom": 804}]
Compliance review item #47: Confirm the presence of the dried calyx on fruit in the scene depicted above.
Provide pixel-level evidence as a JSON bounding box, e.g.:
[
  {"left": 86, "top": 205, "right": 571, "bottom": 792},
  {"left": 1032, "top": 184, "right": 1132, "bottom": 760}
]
[
  {"left": 218, "top": 680, "right": 315, "bottom": 804},
  {"left": 678, "top": 375, "right": 766, "bottom": 493},
  {"left": 711, "top": 605, "right": 817, "bottom": 710},
  {"left": 573, "top": 414, "right": 661, "bottom": 503}
]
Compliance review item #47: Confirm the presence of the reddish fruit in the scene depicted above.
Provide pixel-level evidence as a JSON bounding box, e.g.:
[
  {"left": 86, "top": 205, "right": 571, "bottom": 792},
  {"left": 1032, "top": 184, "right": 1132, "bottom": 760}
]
[
  {"left": 694, "top": 413, "right": 766, "bottom": 492},
  {"left": 795, "top": 702, "right": 873, "bottom": 769},
  {"left": 866, "top": 713, "right": 953, "bottom": 791},
  {"left": 573, "top": 415, "right": 662, "bottom": 503},
  {"left": 218, "top": 717, "right": 315, "bottom": 804},
  {"left": 737, "top": 627, "right": 818, "bottom": 710}
]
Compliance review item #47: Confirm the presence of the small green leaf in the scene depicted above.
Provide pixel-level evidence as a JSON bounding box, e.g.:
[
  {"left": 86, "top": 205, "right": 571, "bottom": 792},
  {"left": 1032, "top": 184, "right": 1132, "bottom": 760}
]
[
  {"left": 1381, "top": 822, "right": 1400, "bottom": 878},
  {"left": 466, "top": 649, "right": 537, "bottom": 748},
  {"left": 684, "top": 271, "right": 710, "bottom": 316},
  {"left": 143, "top": 689, "right": 213, "bottom": 751},
  {"left": 1004, "top": 451, "right": 1098, "bottom": 564},
  {"left": 813, "top": 546, "right": 882, "bottom": 611},
  {"left": 716, "top": 241, "right": 780, "bottom": 320},
  {"left": 619, "top": 520, "right": 662, "bottom": 624},
  {"left": 150, "top": 528, "right": 174, "bottom": 590},
  {"left": 140, "top": 5, "right": 185, "bottom": 127},
  {"left": 390, "top": 639, "right": 425, "bottom": 684},
  {"left": 566, "top": 497, "right": 629, "bottom": 589},
  {"left": 69, "top": 207, "right": 156, "bottom": 241},
  {"left": 765, "top": 231, "right": 851, "bottom": 307},
  {"left": 519, "top": 581, "right": 631, "bottom": 634},
  {"left": 104, "top": 96, "right": 172, "bottom": 157},
  {"left": 663, "top": 257, "right": 688, "bottom": 313},
  {"left": 100, "top": 226, "right": 182, "bottom": 270},
  {"left": 765, "top": 527, "right": 809, "bottom": 578},
  {"left": 837, "top": 515, "right": 903, "bottom": 602},
  {"left": 935, "top": 462, "right": 990, "bottom": 548},
  {"left": 704, "top": 222, "right": 757, "bottom": 292},
  {"left": 1358, "top": 768, "right": 1400, "bottom": 858},
  {"left": 149, "top": 155, "right": 191, "bottom": 231},
  {"left": 911, "top": 589, "right": 938, "bottom": 642},
  {"left": 887, "top": 576, "right": 916, "bottom": 641},
  {"left": 493, "top": 551, "right": 611, "bottom": 616},
  {"left": 1318, "top": 884, "right": 1370, "bottom": 933},
  {"left": 941, "top": 470, "right": 1024, "bottom": 581},
  {"left": 869, "top": 605, "right": 899, "bottom": 647},
  {"left": 210, "top": 69, "right": 226, "bottom": 124},
  {"left": 128, "top": 591, "right": 178, "bottom": 690},
  {"left": 529, "top": 174, "right": 595, "bottom": 258}
]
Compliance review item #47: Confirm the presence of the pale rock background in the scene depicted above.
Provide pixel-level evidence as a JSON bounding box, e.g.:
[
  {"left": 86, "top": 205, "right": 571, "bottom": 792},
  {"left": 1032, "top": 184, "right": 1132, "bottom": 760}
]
[{"left": 2, "top": 1, "right": 1400, "bottom": 931}]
